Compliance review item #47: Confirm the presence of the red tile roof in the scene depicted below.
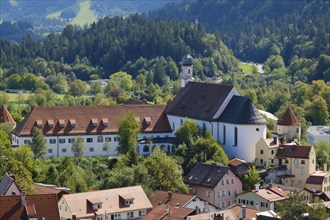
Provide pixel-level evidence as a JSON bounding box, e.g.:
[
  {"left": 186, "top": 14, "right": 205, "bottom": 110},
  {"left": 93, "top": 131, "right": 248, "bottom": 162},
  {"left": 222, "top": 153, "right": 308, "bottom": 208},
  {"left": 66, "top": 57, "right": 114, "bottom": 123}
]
[
  {"left": 276, "top": 144, "right": 311, "bottom": 159},
  {"left": 149, "top": 191, "right": 195, "bottom": 208},
  {"left": 229, "top": 158, "right": 246, "bottom": 167},
  {"left": 142, "top": 204, "right": 194, "bottom": 220},
  {"left": 277, "top": 106, "right": 300, "bottom": 126},
  {"left": 13, "top": 105, "right": 171, "bottom": 137},
  {"left": 0, "top": 105, "right": 15, "bottom": 125},
  {"left": 0, "top": 194, "right": 60, "bottom": 220}
]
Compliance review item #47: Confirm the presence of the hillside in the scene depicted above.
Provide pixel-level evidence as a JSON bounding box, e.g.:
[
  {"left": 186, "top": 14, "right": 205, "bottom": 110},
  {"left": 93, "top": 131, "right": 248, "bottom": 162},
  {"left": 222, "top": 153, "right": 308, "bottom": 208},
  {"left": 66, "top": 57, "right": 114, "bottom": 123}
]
[
  {"left": 0, "top": 0, "right": 173, "bottom": 37},
  {"left": 150, "top": 0, "right": 330, "bottom": 65},
  {"left": 0, "top": 14, "right": 239, "bottom": 81}
]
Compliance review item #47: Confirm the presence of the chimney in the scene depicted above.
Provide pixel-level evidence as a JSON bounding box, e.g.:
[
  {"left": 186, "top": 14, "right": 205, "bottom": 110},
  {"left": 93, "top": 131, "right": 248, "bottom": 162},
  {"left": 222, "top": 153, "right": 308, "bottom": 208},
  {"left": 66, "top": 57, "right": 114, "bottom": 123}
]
[
  {"left": 268, "top": 183, "right": 273, "bottom": 188},
  {"left": 189, "top": 188, "right": 194, "bottom": 195},
  {"left": 255, "top": 183, "right": 260, "bottom": 192},
  {"left": 240, "top": 205, "right": 246, "bottom": 219},
  {"left": 203, "top": 202, "right": 210, "bottom": 213},
  {"left": 273, "top": 136, "right": 277, "bottom": 145},
  {"left": 324, "top": 163, "right": 328, "bottom": 172},
  {"left": 168, "top": 191, "right": 172, "bottom": 200},
  {"left": 21, "top": 191, "right": 26, "bottom": 206},
  {"left": 195, "top": 206, "right": 200, "bottom": 214}
]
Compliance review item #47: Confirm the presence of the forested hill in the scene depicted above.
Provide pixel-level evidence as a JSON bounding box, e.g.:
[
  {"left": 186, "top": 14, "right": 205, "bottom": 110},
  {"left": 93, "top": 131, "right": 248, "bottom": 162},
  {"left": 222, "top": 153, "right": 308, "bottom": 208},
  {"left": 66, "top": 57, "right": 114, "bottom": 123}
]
[
  {"left": 150, "top": 0, "right": 330, "bottom": 64},
  {"left": 0, "top": 14, "right": 238, "bottom": 81}
]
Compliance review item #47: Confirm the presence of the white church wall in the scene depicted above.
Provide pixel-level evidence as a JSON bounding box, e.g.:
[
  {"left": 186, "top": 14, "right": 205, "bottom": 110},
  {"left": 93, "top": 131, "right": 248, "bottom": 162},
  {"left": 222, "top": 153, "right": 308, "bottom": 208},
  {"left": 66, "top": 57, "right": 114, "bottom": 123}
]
[{"left": 221, "top": 123, "right": 266, "bottom": 162}]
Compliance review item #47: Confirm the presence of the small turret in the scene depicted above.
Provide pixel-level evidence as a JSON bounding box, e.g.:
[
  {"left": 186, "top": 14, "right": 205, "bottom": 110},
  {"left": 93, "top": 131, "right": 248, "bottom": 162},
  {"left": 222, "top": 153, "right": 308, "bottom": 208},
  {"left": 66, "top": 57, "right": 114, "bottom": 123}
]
[
  {"left": 181, "top": 54, "right": 194, "bottom": 87},
  {"left": 277, "top": 106, "right": 301, "bottom": 143}
]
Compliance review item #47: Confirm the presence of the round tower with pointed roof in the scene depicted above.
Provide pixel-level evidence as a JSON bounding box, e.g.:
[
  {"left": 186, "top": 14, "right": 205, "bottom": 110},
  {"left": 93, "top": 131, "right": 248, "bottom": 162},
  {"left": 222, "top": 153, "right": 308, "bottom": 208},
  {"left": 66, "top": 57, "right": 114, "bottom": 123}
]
[
  {"left": 181, "top": 54, "right": 194, "bottom": 88},
  {"left": 277, "top": 106, "right": 301, "bottom": 142}
]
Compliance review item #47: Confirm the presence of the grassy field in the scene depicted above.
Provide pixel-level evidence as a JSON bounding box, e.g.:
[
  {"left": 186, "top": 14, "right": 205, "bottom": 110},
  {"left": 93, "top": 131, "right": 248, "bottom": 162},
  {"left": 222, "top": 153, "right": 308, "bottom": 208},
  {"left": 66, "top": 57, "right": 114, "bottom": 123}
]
[
  {"left": 70, "top": 1, "right": 98, "bottom": 26},
  {"left": 239, "top": 62, "right": 255, "bottom": 75},
  {"left": 6, "top": 93, "right": 31, "bottom": 105}
]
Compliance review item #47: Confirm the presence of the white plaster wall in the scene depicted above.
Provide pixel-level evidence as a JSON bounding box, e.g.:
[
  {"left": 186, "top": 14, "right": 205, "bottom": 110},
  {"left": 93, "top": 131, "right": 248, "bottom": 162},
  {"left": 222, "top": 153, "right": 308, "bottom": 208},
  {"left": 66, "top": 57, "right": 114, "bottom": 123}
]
[
  {"left": 184, "top": 197, "right": 218, "bottom": 212},
  {"left": 277, "top": 125, "right": 301, "bottom": 142},
  {"left": 221, "top": 123, "right": 266, "bottom": 162}
]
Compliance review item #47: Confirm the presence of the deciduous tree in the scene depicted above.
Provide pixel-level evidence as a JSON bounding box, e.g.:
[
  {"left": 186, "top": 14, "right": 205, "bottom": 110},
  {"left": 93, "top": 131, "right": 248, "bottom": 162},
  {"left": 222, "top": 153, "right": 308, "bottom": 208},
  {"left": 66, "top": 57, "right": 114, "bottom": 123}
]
[{"left": 29, "top": 127, "right": 47, "bottom": 159}]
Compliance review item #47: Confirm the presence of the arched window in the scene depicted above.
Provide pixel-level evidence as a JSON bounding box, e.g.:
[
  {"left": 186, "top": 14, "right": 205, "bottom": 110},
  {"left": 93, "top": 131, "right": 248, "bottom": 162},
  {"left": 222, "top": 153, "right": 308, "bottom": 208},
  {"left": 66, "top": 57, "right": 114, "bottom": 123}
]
[
  {"left": 234, "top": 127, "right": 238, "bottom": 146},
  {"left": 223, "top": 125, "right": 226, "bottom": 145},
  {"left": 143, "top": 145, "right": 149, "bottom": 153}
]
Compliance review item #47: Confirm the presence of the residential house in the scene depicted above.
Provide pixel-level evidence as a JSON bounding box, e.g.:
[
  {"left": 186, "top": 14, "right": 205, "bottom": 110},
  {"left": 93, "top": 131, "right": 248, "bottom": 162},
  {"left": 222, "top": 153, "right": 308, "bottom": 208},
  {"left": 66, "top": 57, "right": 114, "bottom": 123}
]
[
  {"left": 12, "top": 105, "right": 174, "bottom": 157},
  {"left": 228, "top": 158, "right": 251, "bottom": 178},
  {"left": 299, "top": 188, "right": 330, "bottom": 203},
  {"left": 305, "top": 169, "right": 330, "bottom": 198},
  {"left": 33, "top": 183, "right": 70, "bottom": 200},
  {"left": 236, "top": 184, "right": 289, "bottom": 211},
  {"left": 58, "top": 185, "right": 152, "bottom": 220},
  {"left": 187, "top": 204, "right": 281, "bottom": 220},
  {"left": 0, "top": 172, "right": 20, "bottom": 196},
  {"left": 255, "top": 137, "right": 279, "bottom": 168},
  {"left": 0, "top": 104, "right": 16, "bottom": 127},
  {"left": 276, "top": 144, "right": 316, "bottom": 188},
  {"left": 276, "top": 106, "right": 301, "bottom": 143},
  {"left": 142, "top": 204, "right": 194, "bottom": 220},
  {"left": 0, "top": 193, "right": 60, "bottom": 220},
  {"left": 149, "top": 190, "right": 218, "bottom": 213},
  {"left": 307, "top": 125, "right": 330, "bottom": 145},
  {"left": 184, "top": 162, "right": 242, "bottom": 209}
]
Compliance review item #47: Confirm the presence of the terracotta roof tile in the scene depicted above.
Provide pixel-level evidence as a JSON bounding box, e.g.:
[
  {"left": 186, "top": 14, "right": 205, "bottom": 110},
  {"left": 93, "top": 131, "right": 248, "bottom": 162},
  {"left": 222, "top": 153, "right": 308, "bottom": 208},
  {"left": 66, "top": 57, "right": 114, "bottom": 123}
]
[
  {"left": 13, "top": 105, "right": 171, "bottom": 137},
  {"left": 229, "top": 158, "right": 246, "bottom": 167},
  {"left": 0, "top": 105, "right": 16, "bottom": 125},
  {"left": 142, "top": 204, "right": 194, "bottom": 220},
  {"left": 149, "top": 190, "right": 194, "bottom": 208},
  {"left": 62, "top": 185, "right": 152, "bottom": 218},
  {"left": 0, "top": 194, "right": 60, "bottom": 220},
  {"left": 277, "top": 106, "right": 300, "bottom": 126},
  {"left": 276, "top": 144, "right": 311, "bottom": 159}
]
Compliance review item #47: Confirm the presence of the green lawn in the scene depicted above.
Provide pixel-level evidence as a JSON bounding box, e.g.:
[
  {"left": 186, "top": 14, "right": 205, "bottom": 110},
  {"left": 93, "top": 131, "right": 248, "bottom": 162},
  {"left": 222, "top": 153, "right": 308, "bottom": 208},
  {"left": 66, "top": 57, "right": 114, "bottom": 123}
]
[
  {"left": 70, "top": 1, "right": 98, "bottom": 26},
  {"left": 239, "top": 63, "right": 254, "bottom": 75}
]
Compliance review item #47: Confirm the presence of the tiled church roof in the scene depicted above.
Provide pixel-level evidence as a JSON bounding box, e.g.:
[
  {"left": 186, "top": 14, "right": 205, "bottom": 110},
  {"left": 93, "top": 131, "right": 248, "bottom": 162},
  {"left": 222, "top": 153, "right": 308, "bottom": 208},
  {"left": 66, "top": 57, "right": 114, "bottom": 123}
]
[
  {"left": 217, "top": 96, "right": 267, "bottom": 124},
  {"left": 277, "top": 106, "right": 300, "bottom": 126},
  {"left": 13, "top": 105, "right": 171, "bottom": 137},
  {"left": 166, "top": 82, "right": 234, "bottom": 121}
]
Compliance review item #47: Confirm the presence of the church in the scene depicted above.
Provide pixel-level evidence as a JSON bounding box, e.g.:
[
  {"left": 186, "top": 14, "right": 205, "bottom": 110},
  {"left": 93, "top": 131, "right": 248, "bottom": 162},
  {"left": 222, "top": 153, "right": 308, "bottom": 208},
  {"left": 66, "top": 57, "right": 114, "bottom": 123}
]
[{"left": 12, "top": 54, "right": 267, "bottom": 162}]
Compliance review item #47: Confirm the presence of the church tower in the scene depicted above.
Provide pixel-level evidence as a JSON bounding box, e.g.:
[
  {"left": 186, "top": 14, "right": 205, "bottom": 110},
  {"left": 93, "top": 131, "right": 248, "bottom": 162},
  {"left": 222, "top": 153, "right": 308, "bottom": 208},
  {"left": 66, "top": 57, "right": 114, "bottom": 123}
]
[
  {"left": 181, "top": 54, "right": 194, "bottom": 87},
  {"left": 277, "top": 106, "right": 301, "bottom": 142}
]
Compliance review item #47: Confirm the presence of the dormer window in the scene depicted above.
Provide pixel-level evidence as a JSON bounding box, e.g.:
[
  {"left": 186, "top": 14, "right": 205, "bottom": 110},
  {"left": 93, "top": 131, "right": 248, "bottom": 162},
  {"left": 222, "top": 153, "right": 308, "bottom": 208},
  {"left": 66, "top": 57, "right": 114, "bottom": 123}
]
[
  {"left": 69, "top": 119, "right": 76, "bottom": 128},
  {"left": 58, "top": 119, "right": 65, "bottom": 128},
  {"left": 144, "top": 117, "right": 151, "bottom": 125},
  {"left": 120, "top": 194, "right": 135, "bottom": 206},
  {"left": 47, "top": 119, "right": 54, "bottom": 128},
  {"left": 87, "top": 198, "right": 103, "bottom": 211},
  {"left": 102, "top": 118, "right": 108, "bottom": 127},
  {"left": 91, "top": 119, "right": 98, "bottom": 127},
  {"left": 36, "top": 120, "right": 43, "bottom": 128}
]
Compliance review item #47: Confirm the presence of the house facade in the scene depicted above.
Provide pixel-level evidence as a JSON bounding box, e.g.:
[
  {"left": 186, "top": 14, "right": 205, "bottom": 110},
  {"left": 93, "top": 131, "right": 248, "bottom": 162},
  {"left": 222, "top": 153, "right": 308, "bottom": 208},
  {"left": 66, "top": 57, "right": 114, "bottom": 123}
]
[
  {"left": 184, "top": 162, "right": 242, "bottom": 209},
  {"left": 12, "top": 105, "right": 174, "bottom": 157},
  {"left": 58, "top": 185, "right": 152, "bottom": 220},
  {"left": 307, "top": 126, "right": 330, "bottom": 145},
  {"left": 236, "top": 184, "right": 289, "bottom": 211},
  {"left": 305, "top": 170, "right": 330, "bottom": 198},
  {"left": 0, "top": 172, "right": 21, "bottom": 196},
  {"left": 255, "top": 138, "right": 279, "bottom": 168},
  {"left": 276, "top": 144, "right": 316, "bottom": 188}
]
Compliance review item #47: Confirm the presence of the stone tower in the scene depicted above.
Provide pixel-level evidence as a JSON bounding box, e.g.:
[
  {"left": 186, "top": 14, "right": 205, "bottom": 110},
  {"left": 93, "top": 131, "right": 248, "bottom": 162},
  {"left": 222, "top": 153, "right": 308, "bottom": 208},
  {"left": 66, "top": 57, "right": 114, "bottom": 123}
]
[{"left": 277, "top": 106, "right": 301, "bottom": 143}]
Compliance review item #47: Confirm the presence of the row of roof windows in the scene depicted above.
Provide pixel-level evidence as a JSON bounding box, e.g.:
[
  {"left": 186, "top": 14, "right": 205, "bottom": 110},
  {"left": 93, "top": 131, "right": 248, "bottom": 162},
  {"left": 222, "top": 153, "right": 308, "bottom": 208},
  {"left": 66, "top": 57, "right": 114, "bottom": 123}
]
[{"left": 35, "top": 117, "right": 152, "bottom": 128}]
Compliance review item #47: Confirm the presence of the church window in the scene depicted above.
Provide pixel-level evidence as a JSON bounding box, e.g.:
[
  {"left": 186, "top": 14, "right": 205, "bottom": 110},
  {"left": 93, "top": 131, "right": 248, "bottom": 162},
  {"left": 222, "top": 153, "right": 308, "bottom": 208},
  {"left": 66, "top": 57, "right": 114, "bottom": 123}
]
[
  {"left": 180, "top": 119, "right": 183, "bottom": 125},
  {"left": 234, "top": 127, "right": 238, "bottom": 146},
  {"left": 297, "top": 128, "right": 299, "bottom": 133},
  {"left": 260, "top": 150, "right": 264, "bottom": 154}
]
